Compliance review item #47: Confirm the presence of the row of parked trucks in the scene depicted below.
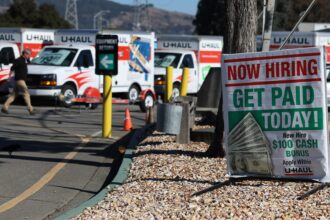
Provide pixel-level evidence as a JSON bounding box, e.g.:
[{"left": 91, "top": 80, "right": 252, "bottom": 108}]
[
  {"left": 0, "top": 28, "right": 330, "bottom": 111},
  {"left": 0, "top": 28, "right": 223, "bottom": 111}
]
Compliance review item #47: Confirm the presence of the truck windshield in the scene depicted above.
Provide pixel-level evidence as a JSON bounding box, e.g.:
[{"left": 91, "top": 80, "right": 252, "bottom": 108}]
[
  {"left": 154, "top": 52, "right": 181, "bottom": 68},
  {"left": 31, "top": 48, "right": 78, "bottom": 66}
]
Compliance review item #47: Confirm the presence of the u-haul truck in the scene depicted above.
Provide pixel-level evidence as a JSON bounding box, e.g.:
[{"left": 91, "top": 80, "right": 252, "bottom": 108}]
[
  {"left": 27, "top": 29, "right": 155, "bottom": 111},
  {"left": 257, "top": 31, "right": 330, "bottom": 106},
  {"left": 100, "top": 30, "right": 154, "bottom": 99},
  {"left": 0, "top": 28, "right": 54, "bottom": 57},
  {"left": 257, "top": 31, "right": 330, "bottom": 58},
  {"left": 154, "top": 35, "right": 223, "bottom": 98},
  {"left": 0, "top": 28, "right": 54, "bottom": 94},
  {"left": 0, "top": 43, "right": 20, "bottom": 94}
]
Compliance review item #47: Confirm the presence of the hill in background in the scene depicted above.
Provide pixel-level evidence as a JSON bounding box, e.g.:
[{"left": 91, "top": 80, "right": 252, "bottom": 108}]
[{"left": 0, "top": 0, "right": 195, "bottom": 34}]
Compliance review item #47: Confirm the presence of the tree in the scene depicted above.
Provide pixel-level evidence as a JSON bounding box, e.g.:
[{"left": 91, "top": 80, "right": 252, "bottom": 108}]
[
  {"left": 0, "top": 0, "right": 38, "bottom": 27},
  {"left": 205, "top": 0, "right": 258, "bottom": 157},
  {"left": 193, "top": 0, "right": 225, "bottom": 35},
  {"left": 0, "top": 0, "right": 71, "bottom": 28},
  {"left": 194, "top": 0, "right": 330, "bottom": 35},
  {"left": 37, "top": 4, "right": 71, "bottom": 28}
]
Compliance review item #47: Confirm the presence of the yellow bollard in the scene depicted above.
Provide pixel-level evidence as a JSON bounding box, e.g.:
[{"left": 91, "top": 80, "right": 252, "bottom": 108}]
[
  {"left": 165, "top": 66, "right": 173, "bottom": 102},
  {"left": 180, "top": 67, "right": 189, "bottom": 96},
  {"left": 103, "top": 75, "right": 112, "bottom": 138}
]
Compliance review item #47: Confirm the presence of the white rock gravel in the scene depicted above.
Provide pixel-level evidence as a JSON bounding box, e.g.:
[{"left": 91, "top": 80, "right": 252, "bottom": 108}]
[{"left": 72, "top": 131, "right": 330, "bottom": 220}]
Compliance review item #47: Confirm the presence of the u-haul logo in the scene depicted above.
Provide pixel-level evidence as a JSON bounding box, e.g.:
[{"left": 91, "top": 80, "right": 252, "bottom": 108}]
[
  {"left": 0, "top": 34, "right": 15, "bottom": 41},
  {"left": 23, "top": 31, "right": 54, "bottom": 43},
  {"left": 201, "top": 42, "right": 222, "bottom": 49},
  {"left": 158, "top": 41, "right": 198, "bottom": 50},
  {"left": 26, "top": 34, "right": 52, "bottom": 41},
  {"left": 0, "top": 33, "right": 20, "bottom": 42},
  {"left": 60, "top": 36, "right": 94, "bottom": 44},
  {"left": 162, "top": 41, "right": 195, "bottom": 49},
  {"left": 273, "top": 37, "right": 312, "bottom": 45}
]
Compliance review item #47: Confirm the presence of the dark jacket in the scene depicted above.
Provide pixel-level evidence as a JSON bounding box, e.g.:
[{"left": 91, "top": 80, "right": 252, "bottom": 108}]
[{"left": 11, "top": 56, "right": 28, "bottom": 81}]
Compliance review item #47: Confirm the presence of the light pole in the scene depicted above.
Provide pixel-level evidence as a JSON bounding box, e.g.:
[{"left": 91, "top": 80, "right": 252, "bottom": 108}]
[{"left": 93, "top": 10, "right": 110, "bottom": 30}]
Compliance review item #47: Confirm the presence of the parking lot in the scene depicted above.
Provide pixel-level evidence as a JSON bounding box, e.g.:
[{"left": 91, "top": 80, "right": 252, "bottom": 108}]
[{"left": 0, "top": 101, "right": 146, "bottom": 219}]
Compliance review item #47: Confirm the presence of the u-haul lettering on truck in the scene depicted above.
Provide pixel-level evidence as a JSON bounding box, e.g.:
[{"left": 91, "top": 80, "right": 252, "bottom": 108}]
[
  {"left": 201, "top": 42, "right": 222, "bottom": 50},
  {"left": 0, "top": 34, "right": 15, "bottom": 41},
  {"left": 161, "top": 41, "right": 198, "bottom": 50},
  {"left": 25, "top": 34, "right": 53, "bottom": 42},
  {"left": 0, "top": 33, "right": 20, "bottom": 42},
  {"left": 60, "top": 36, "right": 93, "bottom": 44},
  {"left": 273, "top": 37, "right": 312, "bottom": 45}
]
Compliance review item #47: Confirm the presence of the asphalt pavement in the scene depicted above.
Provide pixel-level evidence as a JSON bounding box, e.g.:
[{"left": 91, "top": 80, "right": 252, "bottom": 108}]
[{"left": 0, "top": 99, "right": 146, "bottom": 220}]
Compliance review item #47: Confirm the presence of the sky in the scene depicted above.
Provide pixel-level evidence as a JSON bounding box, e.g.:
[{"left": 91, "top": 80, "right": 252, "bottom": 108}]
[{"left": 112, "top": 0, "right": 199, "bottom": 15}]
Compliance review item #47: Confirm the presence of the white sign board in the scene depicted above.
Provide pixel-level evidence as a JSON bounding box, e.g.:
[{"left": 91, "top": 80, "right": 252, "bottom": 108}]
[{"left": 222, "top": 47, "right": 330, "bottom": 182}]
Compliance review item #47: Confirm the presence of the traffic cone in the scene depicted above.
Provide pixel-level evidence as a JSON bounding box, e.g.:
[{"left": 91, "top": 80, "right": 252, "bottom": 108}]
[{"left": 123, "top": 108, "right": 133, "bottom": 131}]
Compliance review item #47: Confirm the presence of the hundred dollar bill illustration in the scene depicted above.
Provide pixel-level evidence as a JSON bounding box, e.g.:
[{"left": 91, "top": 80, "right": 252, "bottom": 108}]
[
  {"left": 228, "top": 151, "right": 272, "bottom": 175},
  {"left": 228, "top": 113, "right": 273, "bottom": 175}
]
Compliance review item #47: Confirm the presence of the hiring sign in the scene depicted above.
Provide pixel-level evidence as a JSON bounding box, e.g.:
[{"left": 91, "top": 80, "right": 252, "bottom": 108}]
[
  {"left": 96, "top": 34, "right": 118, "bottom": 75},
  {"left": 221, "top": 47, "right": 330, "bottom": 182}
]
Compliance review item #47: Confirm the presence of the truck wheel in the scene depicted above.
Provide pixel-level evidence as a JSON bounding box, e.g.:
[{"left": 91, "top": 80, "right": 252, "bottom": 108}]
[
  {"left": 172, "top": 83, "right": 181, "bottom": 100},
  {"left": 61, "top": 84, "right": 76, "bottom": 108},
  {"left": 128, "top": 85, "right": 140, "bottom": 103},
  {"left": 139, "top": 91, "right": 154, "bottom": 112}
]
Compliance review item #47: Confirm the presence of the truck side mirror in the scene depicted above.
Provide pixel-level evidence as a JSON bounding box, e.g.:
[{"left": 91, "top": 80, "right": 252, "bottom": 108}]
[
  {"left": 82, "top": 55, "right": 89, "bottom": 68},
  {"left": 8, "top": 53, "right": 15, "bottom": 63}
]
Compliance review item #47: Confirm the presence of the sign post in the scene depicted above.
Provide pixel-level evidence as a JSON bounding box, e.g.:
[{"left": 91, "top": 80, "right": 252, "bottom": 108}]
[{"left": 95, "top": 34, "right": 118, "bottom": 138}]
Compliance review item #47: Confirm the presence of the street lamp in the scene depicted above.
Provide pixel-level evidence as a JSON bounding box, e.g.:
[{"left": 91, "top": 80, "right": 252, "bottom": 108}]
[{"left": 93, "top": 10, "right": 110, "bottom": 30}]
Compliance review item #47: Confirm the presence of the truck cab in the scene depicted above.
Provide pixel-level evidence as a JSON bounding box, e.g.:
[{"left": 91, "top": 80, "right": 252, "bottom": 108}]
[
  {"left": 27, "top": 45, "right": 98, "bottom": 107},
  {"left": 0, "top": 43, "right": 20, "bottom": 94},
  {"left": 154, "top": 35, "right": 223, "bottom": 99},
  {"left": 154, "top": 50, "right": 198, "bottom": 98}
]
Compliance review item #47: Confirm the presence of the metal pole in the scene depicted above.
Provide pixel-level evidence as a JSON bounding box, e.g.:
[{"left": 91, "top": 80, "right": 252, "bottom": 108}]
[
  {"left": 180, "top": 68, "right": 189, "bottom": 96},
  {"left": 262, "top": 0, "right": 276, "bottom": 52},
  {"left": 103, "top": 75, "right": 112, "bottom": 138},
  {"left": 279, "top": 0, "right": 317, "bottom": 50},
  {"left": 261, "top": 0, "right": 267, "bottom": 36},
  {"left": 94, "top": 10, "right": 110, "bottom": 30},
  {"left": 93, "top": 11, "right": 102, "bottom": 29},
  {"left": 165, "top": 66, "right": 173, "bottom": 103}
]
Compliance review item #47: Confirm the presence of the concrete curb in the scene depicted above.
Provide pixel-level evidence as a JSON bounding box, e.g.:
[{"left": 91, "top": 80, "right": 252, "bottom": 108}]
[{"left": 55, "top": 123, "right": 156, "bottom": 220}]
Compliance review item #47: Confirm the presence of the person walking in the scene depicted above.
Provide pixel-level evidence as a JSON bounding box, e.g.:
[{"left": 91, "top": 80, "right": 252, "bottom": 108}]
[{"left": 1, "top": 49, "right": 35, "bottom": 115}]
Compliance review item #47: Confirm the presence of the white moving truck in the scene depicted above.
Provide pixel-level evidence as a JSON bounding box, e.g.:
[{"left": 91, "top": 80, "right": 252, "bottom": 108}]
[
  {"left": 257, "top": 31, "right": 330, "bottom": 55},
  {"left": 0, "top": 28, "right": 54, "bottom": 94},
  {"left": 100, "top": 30, "right": 155, "bottom": 102},
  {"left": 0, "top": 28, "right": 54, "bottom": 58},
  {"left": 257, "top": 31, "right": 330, "bottom": 106},
  {"left": 0, "top": 43, "right": 20, "bottom": 94},
  {"left": 27, "top": 29, "right": 156, "bottom": 110},
  {"left": 27, "top": 44, "right": 99, "bottom": 107},
  {"left": 154, "top": 35, "right": 223, "bottom": 98}
]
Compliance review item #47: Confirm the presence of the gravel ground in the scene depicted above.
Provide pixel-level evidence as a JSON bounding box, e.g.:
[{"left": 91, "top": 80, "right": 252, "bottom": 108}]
[{"left": 73, "top": 131, "right": 330, "bottom": 220}]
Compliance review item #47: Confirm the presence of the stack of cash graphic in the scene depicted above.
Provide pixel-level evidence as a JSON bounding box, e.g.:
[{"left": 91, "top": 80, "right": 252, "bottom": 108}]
[{"left": 228, "top": 113, "right": 273, "bottom": 176}]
